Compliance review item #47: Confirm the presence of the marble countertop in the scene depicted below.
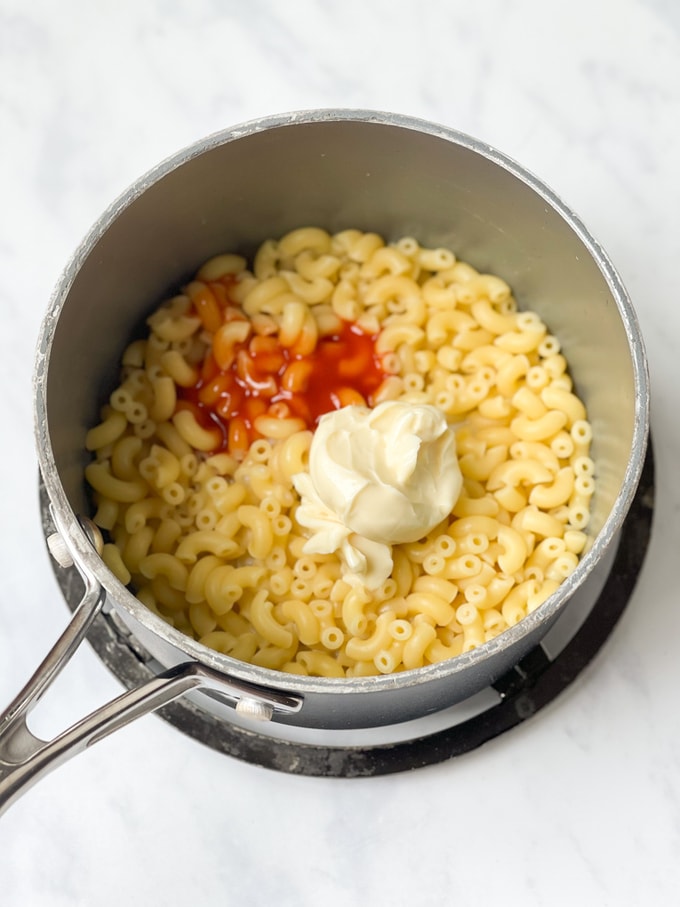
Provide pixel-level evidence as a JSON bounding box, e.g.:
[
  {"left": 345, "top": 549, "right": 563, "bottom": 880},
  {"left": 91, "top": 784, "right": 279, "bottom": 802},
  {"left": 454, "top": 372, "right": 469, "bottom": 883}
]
[{"left": 1, "top": 1, "right": 679, "bottom": 904}]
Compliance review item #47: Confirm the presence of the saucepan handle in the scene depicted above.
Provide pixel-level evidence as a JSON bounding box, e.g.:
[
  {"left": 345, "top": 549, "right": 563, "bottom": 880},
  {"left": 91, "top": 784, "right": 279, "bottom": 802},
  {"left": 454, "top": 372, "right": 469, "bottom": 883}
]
[{"left": 0, "top": 520, "right": 303, "bottom": 817}]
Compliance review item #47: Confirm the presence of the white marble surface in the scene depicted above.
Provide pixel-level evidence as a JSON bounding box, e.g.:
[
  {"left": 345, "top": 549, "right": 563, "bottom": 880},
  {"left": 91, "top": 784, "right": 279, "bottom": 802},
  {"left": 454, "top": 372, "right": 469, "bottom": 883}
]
[{"left": 0, "top": 0, "right": 679, "bottom": 903}]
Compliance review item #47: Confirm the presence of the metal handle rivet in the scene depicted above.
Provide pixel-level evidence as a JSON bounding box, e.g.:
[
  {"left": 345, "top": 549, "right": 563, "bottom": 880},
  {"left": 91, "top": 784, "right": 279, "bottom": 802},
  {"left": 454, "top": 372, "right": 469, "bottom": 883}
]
[
  {"left": 46, "top": 532, "right": 74, "bottom": 569},
  {"left": 235, "top": 698, "right": 274, "bottom": 722}
]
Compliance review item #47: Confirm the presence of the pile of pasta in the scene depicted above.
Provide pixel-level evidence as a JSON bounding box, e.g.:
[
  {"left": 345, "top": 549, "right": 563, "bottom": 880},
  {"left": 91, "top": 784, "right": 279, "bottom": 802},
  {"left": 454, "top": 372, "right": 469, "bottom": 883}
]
[{"left": 85, "top": 227, "right": 595, "bottom": 678}]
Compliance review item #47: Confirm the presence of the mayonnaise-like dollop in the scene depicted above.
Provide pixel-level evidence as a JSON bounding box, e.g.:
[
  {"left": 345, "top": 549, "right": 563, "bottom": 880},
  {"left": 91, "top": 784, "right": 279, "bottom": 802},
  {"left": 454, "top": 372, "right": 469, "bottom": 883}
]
[{"left": 293, "top": 401, "right": 462, "bottom": 589}]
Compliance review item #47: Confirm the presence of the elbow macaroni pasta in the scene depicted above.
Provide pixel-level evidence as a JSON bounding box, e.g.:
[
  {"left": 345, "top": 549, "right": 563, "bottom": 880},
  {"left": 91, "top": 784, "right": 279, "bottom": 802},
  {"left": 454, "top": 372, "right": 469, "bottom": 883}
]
[{"left": 85, "top": 228, "right": 595, "bottom": 677}]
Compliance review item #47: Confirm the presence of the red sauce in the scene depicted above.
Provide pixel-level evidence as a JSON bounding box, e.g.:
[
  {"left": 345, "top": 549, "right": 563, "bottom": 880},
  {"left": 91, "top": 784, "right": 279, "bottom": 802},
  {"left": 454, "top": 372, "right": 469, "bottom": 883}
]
[{"left": 178, "top": 291, "right": 388, "bottom": 456}]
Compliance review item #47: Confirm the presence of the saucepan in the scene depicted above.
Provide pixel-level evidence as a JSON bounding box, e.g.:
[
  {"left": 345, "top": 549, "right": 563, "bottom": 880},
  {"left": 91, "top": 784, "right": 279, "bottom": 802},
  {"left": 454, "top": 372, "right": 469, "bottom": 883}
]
[{"left": 0, "top": 109, "right": 649, "bottom": 813}]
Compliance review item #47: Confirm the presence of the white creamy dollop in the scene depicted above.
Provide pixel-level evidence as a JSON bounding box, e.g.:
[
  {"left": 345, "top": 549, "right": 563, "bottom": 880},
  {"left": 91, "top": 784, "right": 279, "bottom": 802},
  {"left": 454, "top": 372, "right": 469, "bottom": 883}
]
[{"left": 293, "top": 401, "right": 462, "bottom": 589}]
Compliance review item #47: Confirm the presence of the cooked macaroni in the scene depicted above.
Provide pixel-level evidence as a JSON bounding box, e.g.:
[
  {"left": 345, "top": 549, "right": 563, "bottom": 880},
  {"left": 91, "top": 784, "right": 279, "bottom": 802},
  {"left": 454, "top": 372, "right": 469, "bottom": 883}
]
[{"left": 85, "top": 227, "right": 595, "bottom": 677}]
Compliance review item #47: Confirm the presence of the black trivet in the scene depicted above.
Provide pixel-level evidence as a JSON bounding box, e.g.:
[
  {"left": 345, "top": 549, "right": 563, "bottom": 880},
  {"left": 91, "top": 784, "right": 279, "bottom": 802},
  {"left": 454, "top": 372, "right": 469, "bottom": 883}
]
[{"left": 40, "top": 444, "right": 654, "bottom": 777}]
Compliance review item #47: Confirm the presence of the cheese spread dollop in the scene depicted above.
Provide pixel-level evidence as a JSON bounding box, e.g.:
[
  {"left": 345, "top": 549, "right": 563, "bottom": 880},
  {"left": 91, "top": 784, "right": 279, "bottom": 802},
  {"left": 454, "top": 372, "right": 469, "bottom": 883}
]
[{"left": 293, "top": 401, "right": 462, "bottom": 589}]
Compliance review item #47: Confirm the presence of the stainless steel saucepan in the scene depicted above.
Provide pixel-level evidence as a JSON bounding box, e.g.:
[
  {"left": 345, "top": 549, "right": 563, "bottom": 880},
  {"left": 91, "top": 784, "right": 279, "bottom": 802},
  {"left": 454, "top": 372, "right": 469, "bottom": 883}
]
[{"left": 0, "top": 109, "right": 649, "bottom": 814}]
